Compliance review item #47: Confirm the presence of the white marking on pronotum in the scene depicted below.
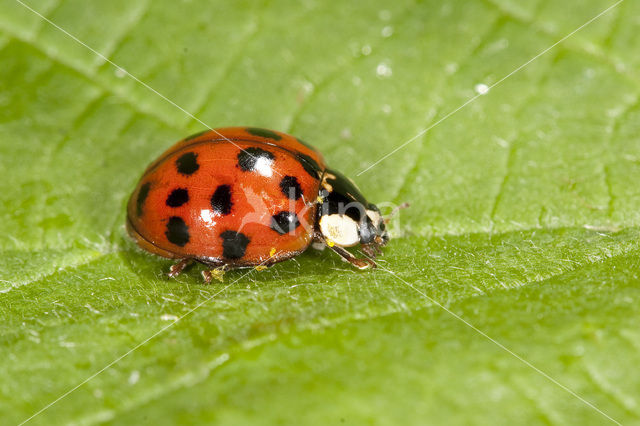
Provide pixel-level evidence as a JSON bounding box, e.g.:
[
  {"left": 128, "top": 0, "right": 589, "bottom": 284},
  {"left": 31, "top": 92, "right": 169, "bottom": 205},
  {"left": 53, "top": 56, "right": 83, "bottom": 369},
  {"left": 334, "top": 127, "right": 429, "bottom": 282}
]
[
  {"left": 319, "top": 214, "right": 359, "bottom": 247},
  {"left": 366, "top": 209, "right": 383, "bottom": 226}
]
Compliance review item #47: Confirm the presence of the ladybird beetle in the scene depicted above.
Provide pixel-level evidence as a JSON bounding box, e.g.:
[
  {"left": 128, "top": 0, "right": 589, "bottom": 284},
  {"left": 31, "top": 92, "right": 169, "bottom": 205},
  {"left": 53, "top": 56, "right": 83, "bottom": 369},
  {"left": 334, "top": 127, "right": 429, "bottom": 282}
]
[{"left": 126, "top": 127, "right": 399, "bottom": 282}]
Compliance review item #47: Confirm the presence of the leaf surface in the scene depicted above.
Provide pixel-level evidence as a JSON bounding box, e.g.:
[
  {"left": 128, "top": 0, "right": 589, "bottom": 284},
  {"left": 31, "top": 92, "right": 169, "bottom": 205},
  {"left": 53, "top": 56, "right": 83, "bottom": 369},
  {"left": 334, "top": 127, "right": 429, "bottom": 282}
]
[{"left": 1, "top": 0, "right": 639, "bottom": 424}]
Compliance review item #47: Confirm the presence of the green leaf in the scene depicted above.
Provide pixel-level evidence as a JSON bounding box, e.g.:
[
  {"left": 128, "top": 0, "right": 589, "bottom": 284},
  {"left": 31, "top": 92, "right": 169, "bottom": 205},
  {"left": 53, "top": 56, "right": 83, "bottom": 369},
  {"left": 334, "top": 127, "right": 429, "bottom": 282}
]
[{"left": 1, "top": 0, "right": 639, "bottom": 424}]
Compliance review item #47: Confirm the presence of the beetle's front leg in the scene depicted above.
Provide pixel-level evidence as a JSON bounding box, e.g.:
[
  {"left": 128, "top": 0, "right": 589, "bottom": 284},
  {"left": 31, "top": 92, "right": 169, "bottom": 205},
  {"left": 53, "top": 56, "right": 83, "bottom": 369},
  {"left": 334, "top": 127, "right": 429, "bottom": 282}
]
[{"left": 328, "top": 244, "right": 376, "bottom": 270}]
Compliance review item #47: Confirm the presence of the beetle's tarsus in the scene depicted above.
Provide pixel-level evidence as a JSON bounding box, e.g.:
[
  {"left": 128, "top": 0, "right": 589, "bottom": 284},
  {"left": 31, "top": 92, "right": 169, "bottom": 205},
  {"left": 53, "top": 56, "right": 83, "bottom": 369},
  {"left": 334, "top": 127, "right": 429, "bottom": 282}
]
[
  {"left": 362, "top": 244, "right": 381, "bottom": 259},
  {"left": 168, "top": 258, "right": 194, "bottom": 278},
  {"left": 328, "top": 244, "right": 377, "bottom": 269}
]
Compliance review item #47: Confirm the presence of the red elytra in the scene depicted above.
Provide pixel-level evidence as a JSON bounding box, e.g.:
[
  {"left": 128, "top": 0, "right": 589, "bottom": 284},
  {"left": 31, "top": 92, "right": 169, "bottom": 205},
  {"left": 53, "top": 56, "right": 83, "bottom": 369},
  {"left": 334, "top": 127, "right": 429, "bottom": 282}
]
[{"left": 127, "top": 127, "right": 392, "bottom": 282}]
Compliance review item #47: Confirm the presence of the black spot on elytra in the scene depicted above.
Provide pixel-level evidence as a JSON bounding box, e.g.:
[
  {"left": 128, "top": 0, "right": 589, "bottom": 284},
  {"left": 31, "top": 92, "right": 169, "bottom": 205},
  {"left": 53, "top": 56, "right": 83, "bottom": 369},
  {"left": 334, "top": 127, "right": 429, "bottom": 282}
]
[
  {"left": 211, "top": 185, "right": 233, "bottom": 215},
  {"left": 220, "top": 230, "right": 250, "bottom": 259},
  {"left": 246, "top": 127, "right": 282, "bottom": 141},
  {"left": 166, "top": 188, "right": 189, "bottom": 207},
  {"left": 183, "top": 130, "right": 208, "bottom": 141},
  {"left": 280, "top": 176, "right": 303, "bottom": 200},
  {"left": 176, "top": 152, "right": 199, "bottom": 175},
  {"left": 165, "top": 216, "right": 190, "bottom": 246},
  {"left": 295, "top": 153, "right": 322, "bottom": 179},
  {"left": 237, "top": 147, "right": 275, "bottom": 172},
  {"left": 271, "top": 211, "right": 300, "bottom": 235},
  {"left": 136, "top": 182, "right": 151, "bottom": 217}
]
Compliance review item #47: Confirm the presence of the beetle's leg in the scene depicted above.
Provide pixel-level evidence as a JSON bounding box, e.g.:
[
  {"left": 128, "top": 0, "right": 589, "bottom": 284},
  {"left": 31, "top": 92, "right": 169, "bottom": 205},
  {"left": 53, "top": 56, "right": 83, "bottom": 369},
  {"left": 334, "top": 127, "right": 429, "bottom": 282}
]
[
  {"left": 168, "top": 258, "right": 194, "bottom": 278},
  {"left": 361, "top": 244, "right": 381, "bottom": 259},
  {"left": 201, "top": 265, "right": 228, "bottom": 284},
  {"left": 328, "top": 244, "right": 376, "bottom": 269}
]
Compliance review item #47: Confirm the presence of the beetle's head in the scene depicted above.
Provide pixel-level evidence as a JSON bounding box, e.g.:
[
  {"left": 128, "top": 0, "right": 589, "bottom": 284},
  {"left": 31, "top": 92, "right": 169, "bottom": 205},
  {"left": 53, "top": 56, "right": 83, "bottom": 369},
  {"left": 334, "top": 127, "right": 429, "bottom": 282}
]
[{"left": 317, "top": 169, "right": 388, "bottom": 252}]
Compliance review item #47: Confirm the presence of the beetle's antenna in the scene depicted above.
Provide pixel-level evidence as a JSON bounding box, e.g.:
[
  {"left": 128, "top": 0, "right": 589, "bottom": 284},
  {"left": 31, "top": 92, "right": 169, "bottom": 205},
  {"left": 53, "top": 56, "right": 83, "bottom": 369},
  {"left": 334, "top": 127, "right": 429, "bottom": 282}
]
[{"left": 384, "top": 202, "right": 409, "bottom": 224}]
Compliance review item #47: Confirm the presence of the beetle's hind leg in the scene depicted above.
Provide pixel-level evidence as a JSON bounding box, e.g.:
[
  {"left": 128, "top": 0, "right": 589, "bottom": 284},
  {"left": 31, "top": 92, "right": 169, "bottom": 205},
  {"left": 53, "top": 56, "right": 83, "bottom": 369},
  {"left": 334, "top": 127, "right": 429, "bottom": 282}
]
[{"left": 168, "top": 258, "right": 195, "bottom": 278}]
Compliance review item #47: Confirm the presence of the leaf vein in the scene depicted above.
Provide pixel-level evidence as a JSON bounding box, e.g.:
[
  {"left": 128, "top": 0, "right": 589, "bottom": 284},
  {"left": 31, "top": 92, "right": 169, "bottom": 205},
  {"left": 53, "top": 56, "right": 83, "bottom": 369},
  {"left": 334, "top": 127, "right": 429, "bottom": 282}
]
[{"left": 0, "top": 28, "right": 180, "bottom": 127}]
